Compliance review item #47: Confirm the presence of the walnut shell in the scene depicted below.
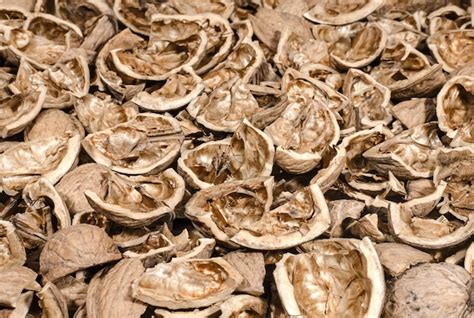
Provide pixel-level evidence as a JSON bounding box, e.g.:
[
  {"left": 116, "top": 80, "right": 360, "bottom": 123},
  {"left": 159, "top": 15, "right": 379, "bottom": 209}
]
[
  {"left": 39, "top": 224, "right": 121, "bottom": 281},
  {"left": 132, "top": 257, "right": 243, "bottom": 310}
]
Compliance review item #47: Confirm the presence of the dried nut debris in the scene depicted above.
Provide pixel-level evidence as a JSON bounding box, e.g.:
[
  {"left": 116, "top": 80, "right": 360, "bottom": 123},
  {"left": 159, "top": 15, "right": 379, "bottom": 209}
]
[
  {"left": 185, "top": 177, "right": 330, "bottom": 250},
  {"left": 131, "top": 257, "right": 243, "bottom": 309},
  {"left": 0, "top": 0, "right": 474, "bottom": 317},
  {"left": 274, "top": 238, "right": 385, "bottom": 317},
  {"left": 39, "top": 224, "right": 121, "bottom": 281},
  {"left": 384, "top": 263, "right": 472, "bottom": 317}
]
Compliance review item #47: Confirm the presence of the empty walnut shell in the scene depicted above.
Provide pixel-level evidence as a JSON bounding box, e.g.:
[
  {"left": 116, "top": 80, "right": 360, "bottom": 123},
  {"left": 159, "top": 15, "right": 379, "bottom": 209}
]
[
  {"left": 185, "top": 177, "right": 330, "bottom": 250},
  {"left": 0, "top": 87, "right": 46, "bottom": 138},
  {"left": 131, "top": 67, "right": 205, "bottom": 112},
  {"left": 0, "top": 220, "right": 26, "bottom": 267},
  {"left": 8, "top": 13, "right": 83, "bottom": 68},
  {"left": 131, "top": 257, "right": 243, "bottom": 310},
  {"left": 113, "top": 0, "right": 234, "bottom": 36},
  {"left": 110, "top": 17, "right": 207, "bottom": 82},
  {"left": 82, "top": 113, "right": 183, "bottom": 175},
  {"left": 0, "top": 133, "right": 81, "bottom": 194},
  {"left": 95, "top": 29, "right": 146, "bottom": 101},
  {"left": 274, "top": 238, "right": 385, "bottom": 317},
  {"left": 84, "top": 168, "right": 185, "bottom": 227},
  {"left": 202, "top": 40, "right": 264, "bottom": 90},
  {"left": 389, "top": 182, "right": 474, "bottom": 249},
  {"left": 39, "top": 224, "right": 121, "bottom": 281},
  {"left": 312, "top": 22, "right": 387, "bottom": 69},
  {"left": 434, "top": 146, "right": 474, "bottom": 221},
  {"left": 436, "top": 75, "right": 474, "bottom": 146},
  {"left": 187, "top": 78, "right": 262, "bottom": 132},
  {"left": 178, "top": 119, "right": 274, "bottom": 189},
  {"left": 343, "top": 68, "right": 392, "bottom": 128},
  {"left": 363, "top": 123, "right": 443, "bottom": 179},
  {"left": 428, "top": 29, "right": 474, "bottom": 73},
  {"left": 304, "top": 0, "right": 383, "bottom": 25}
]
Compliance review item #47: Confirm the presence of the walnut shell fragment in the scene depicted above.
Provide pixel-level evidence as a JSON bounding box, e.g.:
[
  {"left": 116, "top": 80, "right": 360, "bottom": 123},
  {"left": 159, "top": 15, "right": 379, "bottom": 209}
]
[
  {"left": 275, "top": 238, "right": 385, "bottom": 317},
  {"left": 363, "top": 123, "right": 443, "bottom": 179},
  {"left": 37, "top": 282, "right": 69, "bottom": 318},
  {"left": 219, "top": 295, "right": 267, "bottom": 318},
  {"left": 185, "top": 177, "right": 330, "bottom": 250},
  {"left": 0, "top": 87, "right": 46, "bottom": 138},
  {"left": 55, "top": 163, "right": 109, "bottom": 215},
  {"left": 131, "top": 67, "right": 204, "bottom": 112},
  {"left": 132, "top": 257, "right": 243, "bottom": 310},
  {"left": 0, "top": 264, "right": 40, "bottom": 308},
  {"left": 178, "top": 119, "right": 274, "bottom": 189},
  {"left": 428, "top": 29, "right": 474, "bottom": 73},
  {"left": 84, "top": 168, "right": 185, "bottom": 227},
  {"left": 0, "top": 133, "right": 81, "bottom": 194},
  {"left": 343, "top": 68, "right": 392, "bottom": 128},
  {"left": 223, "top": 251, "right": 265, "bottom": 296},
  {"left": 23, "top": 177, "right": 71, "bottom": 229},
  {"left": 82, "top": 113, "right": 183, "bottom": 175},
  {"left": 375, "top": 242, "right": 433, "bottom": 276},
  {"left": 39, "top": 224, "right": 122, "bottom": 281},
  {"left": 389, "top": 182, "right": 474, "bottom": 249},
  {"left": 304, "top": 0, "right": 383, "bottom": 25},
  {"left": 436, "top": 75, "right": 474, "bottom": 146},
  {"left": 0, "top": 220, "right": 26, "bottom": 267},
  {"left": 465, "top": 243, "right": 474, "bottom": 276},
  {"left": 86, "top": 259, "right": 146, "bottom": 318}
]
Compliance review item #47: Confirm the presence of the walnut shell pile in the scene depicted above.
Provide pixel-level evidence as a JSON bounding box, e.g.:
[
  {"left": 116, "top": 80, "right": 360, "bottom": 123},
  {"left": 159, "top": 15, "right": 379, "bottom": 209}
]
[{"left": 0, "top": 0, "right": 473, "bottom": 317}]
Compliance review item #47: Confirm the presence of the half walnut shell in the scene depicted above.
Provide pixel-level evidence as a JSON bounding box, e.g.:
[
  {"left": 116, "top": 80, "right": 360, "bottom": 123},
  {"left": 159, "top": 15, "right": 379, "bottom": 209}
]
[
  {"left": 113, "top": 0, "right": 234, "bottom": 36},
  {"left": 95, "top": 29, "right": 146, "bottom": 101},
  {"left": 0, "top": 133, "right": 81, "bottom": 194},
  {"left": 0, "top": 86, "right": 46, "bottom": 138},
  {"left": 312, "top": 22, "right": 386, "bottom": 69},
  {"left": 7, "top": 13, "right": 83, "bottom": 68},
  {"left": 86, "top": 259, "right": 146, "bottom": 318},
  {"left": 82, "top": 113, "right": 183, "bottom": 175},
  {"left": 363, "top": 123, "right": 443, "bottom": 179},
  {"left": 434, "top": 146, "right": 474, "bottom": 221},
  {"left": 131, "top": 257, "right": 243, "bottom": 310},
  {"left": 389, "top": 182, "right": 474, "bottom": 249},
  {"left": 0, "top": 220, "right": 26, "bottom": 267},
  {"left": 343, "top": 68, "right": 392, "bottom": 128},
  {"left": 39, "top": 224, "right": 121, "bottom": 281},
  {"left": 265, "top": 72, "right": 341, "bottom": 174},
  {"left": 151, "top": 13, "right": 233, "bottom": 75},
  {"left": 131, "top": 67, "right": 204, "bottom": 112},
  {"left": 202, "top": 40, "right": 264, "bottom": 90},
  {"left": 84, "top": 168, "right": 185, "bottom": 227},
  {"left": 428, "top": 29, "right": 474, "bottom": 73},
  {"left": 75, "top": 93, "right": 139, "bottom": 134},
  {"left": 371, "top": 41, "right": 446, "bottom": 100},
  {"left": 187, "top": 78, "right": 262, "bottom": 132},
  {"left": 110, "top": 18, "right": 207, "bottom": 82},
  {"left": 274, "top": 238, "right": 385, "bottom": 317},
  {"left": 185, "top": 177, "right": 330, "bottom": 250},
  {"left": 436, "top": 75, "right": 474, "bottom": 146},
  {"left": 178, "top": 119, "right": 274, "bottom": 189},
  {"left": 304, "top": 0, "right": 383, "bottom": 25}
]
